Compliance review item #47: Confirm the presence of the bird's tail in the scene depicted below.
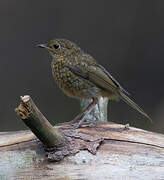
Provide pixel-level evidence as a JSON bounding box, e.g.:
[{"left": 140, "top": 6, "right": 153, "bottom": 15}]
[{"left": 118, "top": 91, "right": 153, "bottom": 123}]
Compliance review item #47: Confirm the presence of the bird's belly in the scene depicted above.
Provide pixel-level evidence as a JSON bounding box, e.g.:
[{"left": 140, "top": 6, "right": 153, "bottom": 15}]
[
  {"left": 51, "top": 62, "right": 119, "bottom": 101},
  {"left": 58, "top": 79, "right": 97, "bottom": 99},
  {"left": 52, "top": 68, "right": 98, "bottom": 99},
  {"left": 101, "top": 90, "right": 119, "bottom": 101}
]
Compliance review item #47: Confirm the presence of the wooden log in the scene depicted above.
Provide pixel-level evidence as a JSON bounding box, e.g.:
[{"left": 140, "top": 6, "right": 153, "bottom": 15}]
[
  {"left": 0, "top": 123, "right": 164, "bottom": 180},
  {"left": 0, "top": 95, "right": 164, "bottom": 179}
]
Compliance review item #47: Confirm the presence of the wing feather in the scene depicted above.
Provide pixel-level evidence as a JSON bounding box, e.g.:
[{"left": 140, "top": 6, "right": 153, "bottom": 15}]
[{"left": 66, "top": 63, "right": 152, "bottom": 123}]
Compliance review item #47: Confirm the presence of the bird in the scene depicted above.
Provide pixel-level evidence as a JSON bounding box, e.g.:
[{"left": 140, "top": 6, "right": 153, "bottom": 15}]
[{"left": 37, "top": 38, "right": 152, "bottom": 128}]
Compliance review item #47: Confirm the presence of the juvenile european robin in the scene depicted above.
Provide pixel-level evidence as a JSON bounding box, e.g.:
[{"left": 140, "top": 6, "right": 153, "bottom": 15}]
[{"left": 38, "top": 39, "right": 152, "bottom": 128}]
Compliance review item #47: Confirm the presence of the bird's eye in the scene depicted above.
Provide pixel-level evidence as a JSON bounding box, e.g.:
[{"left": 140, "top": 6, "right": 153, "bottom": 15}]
[{"left": 53, "top": 44, "right": 60, "bottom": 49}]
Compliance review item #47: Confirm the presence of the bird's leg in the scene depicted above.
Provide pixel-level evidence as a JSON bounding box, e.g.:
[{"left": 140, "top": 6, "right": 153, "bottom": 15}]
[
  {"left": 57, "top": 105, "right": 86, "bottom": 126},
  {"left": 59, "top": 97, "right": 98, "bottom": 129},
  {"left": 72, "top": 97, "right": 98, "bottom": 129},
  {"left": 59, "top": 106, "right": 85, "bottom": 126}
]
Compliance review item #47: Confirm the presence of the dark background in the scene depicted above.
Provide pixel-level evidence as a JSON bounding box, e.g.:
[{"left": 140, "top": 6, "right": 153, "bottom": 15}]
[{"left": 0, "top": 1, "right": 164, "bottom": 133}]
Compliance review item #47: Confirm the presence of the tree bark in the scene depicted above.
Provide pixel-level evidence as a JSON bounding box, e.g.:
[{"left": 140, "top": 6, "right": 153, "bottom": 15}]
[
  {"left": 0, "top": 95, "right": 164, "bottom": 179},
  {"left": 1, "top": 123, "right": 164, "bottom": 180},
  {"left": 15, "top": 95, "right": 67, "bottom": 148}
]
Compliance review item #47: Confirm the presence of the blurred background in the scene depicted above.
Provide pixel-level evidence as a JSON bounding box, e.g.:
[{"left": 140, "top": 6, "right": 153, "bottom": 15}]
[{"left": 0, "top": 0, "right": 163, "bottom": 133}]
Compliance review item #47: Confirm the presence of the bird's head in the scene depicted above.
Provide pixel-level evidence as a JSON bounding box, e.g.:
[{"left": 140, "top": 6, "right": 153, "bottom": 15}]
[{"left": 37, "top": 39, "right": 82, "bottom": 58}]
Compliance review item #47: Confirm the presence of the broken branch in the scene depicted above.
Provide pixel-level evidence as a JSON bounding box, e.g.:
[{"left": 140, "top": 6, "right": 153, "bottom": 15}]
[{"left": 15, "top": 95, "right": 67, "bottom": 148}]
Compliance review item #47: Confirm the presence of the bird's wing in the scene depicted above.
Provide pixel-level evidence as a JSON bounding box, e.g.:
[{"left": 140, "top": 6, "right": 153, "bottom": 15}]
[
  {"left": 97, "top": 64, "right": 130, "bottom": 95},
  {"left": 66, "top": 63, "right": 152, "bottom": 123},
  {"left": 66, "top": 63, "right": 123, "bottom": 95}
]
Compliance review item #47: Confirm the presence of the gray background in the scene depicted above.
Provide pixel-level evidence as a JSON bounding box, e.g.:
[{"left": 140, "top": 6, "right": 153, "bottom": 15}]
[{"left": 0, "top": 1, "right": 164, "bottom": 133}]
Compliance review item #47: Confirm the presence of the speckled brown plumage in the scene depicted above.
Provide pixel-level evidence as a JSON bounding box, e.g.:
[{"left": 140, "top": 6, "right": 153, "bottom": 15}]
[{"left": 38, "top": 39, "right": 152, "bottom": 128}]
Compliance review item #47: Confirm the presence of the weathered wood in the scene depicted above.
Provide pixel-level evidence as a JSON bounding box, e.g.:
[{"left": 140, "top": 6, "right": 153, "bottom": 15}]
[
  {"left": 13, "top": 96, "right": 106, "bottom": 162},
  {"left": 0, "top": 123, "right": 164, "bottom": 180},
  {"left": 15, "top": 95, "right": 67, "bottom": 148},
  {"left": 80, "top": 97, "right": 109, "bottom": 122},
  {"left": 0, "top": 95, "right": 164, "bottom": 179}
]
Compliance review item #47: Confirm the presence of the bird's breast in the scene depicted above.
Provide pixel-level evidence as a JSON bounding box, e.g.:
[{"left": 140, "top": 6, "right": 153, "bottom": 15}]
[{"left": 51, "top": 60, "right": 99, "bottom": 99}]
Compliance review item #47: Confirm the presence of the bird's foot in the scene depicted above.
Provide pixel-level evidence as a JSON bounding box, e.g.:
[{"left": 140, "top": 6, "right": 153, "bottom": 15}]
[
  {"left": 60, "top": 119, "right": 87, "bottom": 130},
  {"left": 58, "top": 120, "right": 82, "bottom": 130},
  {"left": 60, "top": 121, "right": 82, "bottom": 129},
  {"left": 71, "top": 121, "right": 96, "bottom": 129},
  {"left": 56, "top": 115, "right": 82, "bottom": 127},
  {"left": 57, "top": 121, "right": 75, "bottom": 126},
  {"left": 59, "top": 121, "right": 95, "bottom": 130}
]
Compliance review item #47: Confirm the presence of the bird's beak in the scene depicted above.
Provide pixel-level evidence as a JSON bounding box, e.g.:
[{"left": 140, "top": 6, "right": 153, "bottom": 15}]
[
  {"left": 37, "top": 43, "right": 53, "bottom": 52},
  {"left": 37, "top": 43, "right": 48, "bottom": 48}
]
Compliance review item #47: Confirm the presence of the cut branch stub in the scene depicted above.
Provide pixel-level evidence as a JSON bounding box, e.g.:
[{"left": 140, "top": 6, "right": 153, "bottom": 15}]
[
  {"left": 15, "top": 95, "right": 104, "bottom": 161},
  {"left": 15, "top": 95, "right": 67, "bottom": 148}
]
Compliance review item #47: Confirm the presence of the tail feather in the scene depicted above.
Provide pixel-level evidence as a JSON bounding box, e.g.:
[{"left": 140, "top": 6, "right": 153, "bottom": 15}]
[{"left": 118, "top": 91, "right": 153, "bottom": 123}]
